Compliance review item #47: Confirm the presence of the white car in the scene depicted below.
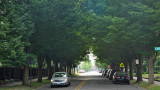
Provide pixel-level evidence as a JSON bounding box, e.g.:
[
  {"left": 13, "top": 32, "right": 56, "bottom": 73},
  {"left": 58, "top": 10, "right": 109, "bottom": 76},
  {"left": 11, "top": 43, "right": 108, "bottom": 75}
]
[
  {"left": 51, "top": 72, "right": 71, "bottom": 87},
  {"left": 78, "top": 70, "right": 85, "bottom": 73}
]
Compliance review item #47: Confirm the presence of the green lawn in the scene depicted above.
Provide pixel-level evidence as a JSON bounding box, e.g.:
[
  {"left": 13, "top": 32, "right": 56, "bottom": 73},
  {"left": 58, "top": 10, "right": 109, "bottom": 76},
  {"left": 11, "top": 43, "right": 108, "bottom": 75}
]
[
  {"left": 130, "top": 80, "right": 148, "bottom": 87},
  {"left": 147, "top": 86, "right": 160, "bottom": 90},
  {"left": 1, "top": 79, "right": 50, "bottom": 90},
  {"left": 70, "top": 73, "right": 79, "bottom": 77},
  {"left": 131, "top": 80, "right": 160, "bottom": 90}
]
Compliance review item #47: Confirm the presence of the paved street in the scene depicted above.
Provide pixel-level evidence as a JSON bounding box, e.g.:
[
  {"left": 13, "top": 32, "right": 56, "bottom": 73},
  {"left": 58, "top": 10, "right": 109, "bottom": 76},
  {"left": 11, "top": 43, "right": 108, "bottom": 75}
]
[{"left": 38, "top": 71, "right": 145, "bottom": 90}]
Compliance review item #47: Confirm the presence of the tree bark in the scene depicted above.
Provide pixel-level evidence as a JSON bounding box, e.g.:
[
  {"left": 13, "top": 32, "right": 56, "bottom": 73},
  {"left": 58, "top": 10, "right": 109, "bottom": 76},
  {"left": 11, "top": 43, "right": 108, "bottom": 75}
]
[
  {"left": 148, "top": 59, "right": 154, "bottom": 84},
  {"left": 73, "top": 66, "right": 76, "bottom": 74},
  {"left": 37, "top": 54, "right": 44, "bottom": 83},
  {"left": 46, "top": 56, "right": 53, "bottom": 80},
  {"left": 136, "top": 54, "right": 143, "bottom": 82},
  {"left": 129, "top": 60, "right": 133, "bottom": 80},
  {"left": 69, "top": 65, "right": 72, "bottom": 75},
  {"left": 22, "top": 65, "right": 30, "bottom": 86},
  {"left": 22, "top": 46, "right": 32, "bottom": 85},
  {"left": 147, "top": 54, "right": 156, "bottom": 85},
  {"left": 125, "top": 63, "right": 128, "bottom": 73},
  {"left": 59, "top": 63, "right": 63, "bottom": 71},
  {"left": 54, "top": 60, "right": 59, "bottom": 72}
]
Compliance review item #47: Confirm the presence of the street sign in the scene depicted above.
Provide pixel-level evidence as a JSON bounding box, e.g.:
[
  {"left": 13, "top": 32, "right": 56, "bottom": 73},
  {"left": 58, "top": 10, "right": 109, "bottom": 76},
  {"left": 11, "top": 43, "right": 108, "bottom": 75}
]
[
  {"left": 155, "top": 47, "right": 160, "bottom": 51},
  {"left": 120, "top": 63, "right": 124, "bottom": 67}
]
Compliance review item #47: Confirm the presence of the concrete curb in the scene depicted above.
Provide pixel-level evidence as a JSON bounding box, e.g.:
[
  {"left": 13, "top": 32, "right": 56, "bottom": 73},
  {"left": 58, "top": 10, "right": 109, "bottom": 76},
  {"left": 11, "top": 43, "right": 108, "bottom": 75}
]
[{"left": 36, "top": 84, "right": 50, "bottom": 90}]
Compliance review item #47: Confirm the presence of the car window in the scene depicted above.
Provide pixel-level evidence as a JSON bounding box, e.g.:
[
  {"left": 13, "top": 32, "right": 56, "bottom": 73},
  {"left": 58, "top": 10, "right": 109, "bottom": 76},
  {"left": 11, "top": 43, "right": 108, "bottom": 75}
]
[
  {"left": 53, "top": 73, "right": 67, "bottom": 77},
  {"left": 117, "top": 73, "right": 128, "bottom": 76}
]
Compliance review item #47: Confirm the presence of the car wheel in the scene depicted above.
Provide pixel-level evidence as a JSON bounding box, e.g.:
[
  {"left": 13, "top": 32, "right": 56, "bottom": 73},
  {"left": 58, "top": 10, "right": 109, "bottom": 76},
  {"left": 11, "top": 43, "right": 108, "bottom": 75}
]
[
  {"left": 112, "top": 80, "right": 114, "bottom": 84},
  {"left": 51, "top": 85, "right": 54, "bottom": 88},
  {"left": 115, "top": 81, "right": 117, "bottom": 84},
  {"left": 66, "top": 82, "right": 70, "bottom": 87}
]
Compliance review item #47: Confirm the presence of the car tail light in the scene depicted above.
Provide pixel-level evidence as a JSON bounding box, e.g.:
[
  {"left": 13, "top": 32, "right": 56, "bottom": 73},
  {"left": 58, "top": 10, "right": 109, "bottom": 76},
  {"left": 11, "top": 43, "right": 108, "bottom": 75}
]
[
  {"left": 116, "top": 76, "right": 120, "bottom": 78},
  {"left": 126, "top": 77, "right": 130, "bottom": 79}
]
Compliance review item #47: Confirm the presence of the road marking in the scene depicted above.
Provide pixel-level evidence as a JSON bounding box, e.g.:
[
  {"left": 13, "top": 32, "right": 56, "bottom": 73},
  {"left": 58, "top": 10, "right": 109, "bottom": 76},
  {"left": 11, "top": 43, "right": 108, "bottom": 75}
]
[{"left": 75, "top": 78, "right": 88, "bottom": 90}]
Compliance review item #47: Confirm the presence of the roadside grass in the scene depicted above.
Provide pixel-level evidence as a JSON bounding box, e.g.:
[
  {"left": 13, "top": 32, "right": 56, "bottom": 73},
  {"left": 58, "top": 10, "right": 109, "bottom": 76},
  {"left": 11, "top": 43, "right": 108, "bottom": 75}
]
[
  {"left": 1, "top": 79, "right": 50, "bottom": 90},
  {"left": 131, "top": 80, "right": 160, "bottom": 90},
  {"left": 31, "top": 79, "right": 50, "bottom": 89},
  {"left": 1, "top": 85, "right": 33, "bottom": 90},
  {"left": 70, "top": 73, "right": 79, "bottom": 77},
  {"left": 148, "top": 86, "right": 160, "bottom": 90},
  {"left": 146, "top": 85, "right": 160, "bottom": 90},
  {"left": 130, "top": 80, "right": 148, "bottom": 87}
]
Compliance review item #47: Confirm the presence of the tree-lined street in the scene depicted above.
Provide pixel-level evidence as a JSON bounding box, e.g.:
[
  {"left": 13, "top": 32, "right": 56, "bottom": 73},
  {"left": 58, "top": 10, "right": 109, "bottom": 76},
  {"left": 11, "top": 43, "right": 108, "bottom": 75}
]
[
  {"left": 1, "top": 0, "right": 160, "bottom": 89},
  {"left": 38, "top": 71, "right": 144, "bottom": 90}
]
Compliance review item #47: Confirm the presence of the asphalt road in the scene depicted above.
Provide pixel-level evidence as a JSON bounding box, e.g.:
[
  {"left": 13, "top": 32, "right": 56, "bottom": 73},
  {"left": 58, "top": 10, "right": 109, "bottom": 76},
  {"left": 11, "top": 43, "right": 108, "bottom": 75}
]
[{"left": 38, "top": 71, "right": 145, "bottom": 90}]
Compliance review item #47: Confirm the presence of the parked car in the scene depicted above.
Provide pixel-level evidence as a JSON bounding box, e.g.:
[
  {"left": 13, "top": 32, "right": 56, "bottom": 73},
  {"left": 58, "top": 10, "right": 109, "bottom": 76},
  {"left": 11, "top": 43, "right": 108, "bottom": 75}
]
[
  {"left": 102, "top": 69, "right": 105, "bottom": 76},
  {"left": 106, "top": 69, "right": 112, "bottom": 78},
  {"left": 112, "top": 72, "right": 130, "bottom": 84},
  {"left": 109, "top": 69, "right": 116, "bottom": 80},
  {"left": 99, "top": 69, "right": 103, "bottom": 73},
  {"left": 51, "top": 72, "right": 71, "bottom": 87},
  {"left": 104, "top": 69, "right": 108, "bottom": 76},
  {"left": 102, "top": 69, "right": 108, "bottom": 76},
  {"left": 78, "top": 70, "right": 85, "bottom": 73}
]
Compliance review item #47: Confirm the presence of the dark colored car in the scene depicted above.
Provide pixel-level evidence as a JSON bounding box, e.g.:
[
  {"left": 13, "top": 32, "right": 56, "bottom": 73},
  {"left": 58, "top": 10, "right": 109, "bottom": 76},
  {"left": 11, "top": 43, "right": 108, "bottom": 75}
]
[
  {"left": 104, "top": 69, "right": 108, "bottom": 76},
  {"left": 112, "top": 72, "right": 130, "bottom": 84},
  {"left": 102, "top": 69, "right": 108, "bottom": 76},
  {"left": 109, "top": 70, "right": 116, "bottom": 80}
]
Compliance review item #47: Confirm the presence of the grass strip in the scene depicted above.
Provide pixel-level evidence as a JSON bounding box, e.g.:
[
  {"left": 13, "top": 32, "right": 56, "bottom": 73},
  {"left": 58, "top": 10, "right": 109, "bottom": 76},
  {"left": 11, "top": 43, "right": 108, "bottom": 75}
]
[
  {"left": 1, "top": 79, "right": 50, "bottom": 90},
  {"left": 131, "top": 80, "right": 160, "bottom": 90}
]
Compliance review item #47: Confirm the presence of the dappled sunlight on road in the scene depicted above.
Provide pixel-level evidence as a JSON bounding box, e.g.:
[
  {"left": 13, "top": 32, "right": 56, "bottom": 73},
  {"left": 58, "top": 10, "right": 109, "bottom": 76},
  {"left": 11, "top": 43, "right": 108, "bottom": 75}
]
[{"left": 78, "top": 71, "right": 101, "bottom": 76}]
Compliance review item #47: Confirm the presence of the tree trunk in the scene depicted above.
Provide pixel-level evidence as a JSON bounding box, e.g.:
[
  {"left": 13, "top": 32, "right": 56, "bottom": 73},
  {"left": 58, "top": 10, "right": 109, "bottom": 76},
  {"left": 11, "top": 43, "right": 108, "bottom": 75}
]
[
  {"left": 69, "top": 65, "right": 72, "bottom": 75},
  {"left": 22, "top": 46, "right": 32, "bottom": 85},
  {"left": 136, "top": 54, "right": 143, "bottom": 82},
  {"left": 73, "top": 66, "right": 75, "bottom": 74},
  {"left": 59, "top": 63, "right": 63, "bottom": 71},
  {"left": 46, "top": 56, "right": 52, "bottom": 80},
  {"left": 22, "top": 65, "right": 30, "bottom": 86},
  {"left": 37, "top": 54, "right": 44, "bottom": 83},
  {"left": 66, "top": 65, "right": 68, "bottom": 73},
  {"left": 147, "top": 54, "right": 156, "bottom": 85},
  {"left": 129, "top": 60, "right": 133, "bottom": 80},
  {"left": 54, "top": 61, "right": 59, "bottom": 72},
  {"left": 125, "top": 63, "right": 128, "bottom": 73}
]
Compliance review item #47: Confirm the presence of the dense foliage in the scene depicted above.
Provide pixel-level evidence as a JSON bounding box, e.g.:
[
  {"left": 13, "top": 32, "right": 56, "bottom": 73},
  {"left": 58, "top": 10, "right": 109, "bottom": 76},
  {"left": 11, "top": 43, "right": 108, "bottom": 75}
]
[{"left": 1, "top": 0, "right": 160, "bottom": 85}]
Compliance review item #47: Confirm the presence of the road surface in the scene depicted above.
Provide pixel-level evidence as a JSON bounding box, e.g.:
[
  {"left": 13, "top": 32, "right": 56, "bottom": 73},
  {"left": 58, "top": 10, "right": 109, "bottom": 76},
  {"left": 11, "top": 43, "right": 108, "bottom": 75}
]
[{"left": 38, "top": 71, "right": 145, "bottom": 90}]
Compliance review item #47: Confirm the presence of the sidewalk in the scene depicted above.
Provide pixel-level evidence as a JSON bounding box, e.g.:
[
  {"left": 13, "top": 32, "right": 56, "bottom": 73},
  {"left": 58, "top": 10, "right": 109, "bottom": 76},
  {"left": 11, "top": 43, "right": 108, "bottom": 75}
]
[
  {"left": 0, "top": 77, "right": 48, "bottom": 88},
  {"left": 133, "top": 77, "right": 160, "bottom": 85}
]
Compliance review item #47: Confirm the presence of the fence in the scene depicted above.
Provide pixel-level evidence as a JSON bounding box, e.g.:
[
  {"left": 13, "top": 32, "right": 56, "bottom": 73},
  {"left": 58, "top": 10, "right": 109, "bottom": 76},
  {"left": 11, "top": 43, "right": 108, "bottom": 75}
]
[{"left": 0, "top": 67, "right": 48, "bottom": 81}]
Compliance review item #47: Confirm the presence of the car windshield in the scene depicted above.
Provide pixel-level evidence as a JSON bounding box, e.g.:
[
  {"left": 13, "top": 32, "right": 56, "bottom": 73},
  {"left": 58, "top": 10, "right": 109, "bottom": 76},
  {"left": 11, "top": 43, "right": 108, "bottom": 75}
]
[
  {"left": 117, "top": 73, "right": 128, "bottom": 76},
  {"left": 53, "top": 73, "right": 67, "bottom": 77}
]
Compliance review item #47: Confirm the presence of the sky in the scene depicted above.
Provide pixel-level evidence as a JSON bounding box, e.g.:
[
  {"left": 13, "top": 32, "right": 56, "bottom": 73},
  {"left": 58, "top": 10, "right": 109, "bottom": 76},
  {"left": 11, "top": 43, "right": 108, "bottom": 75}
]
[{"left": 88, "top": 53, "right": 97, "bottom": 67}]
